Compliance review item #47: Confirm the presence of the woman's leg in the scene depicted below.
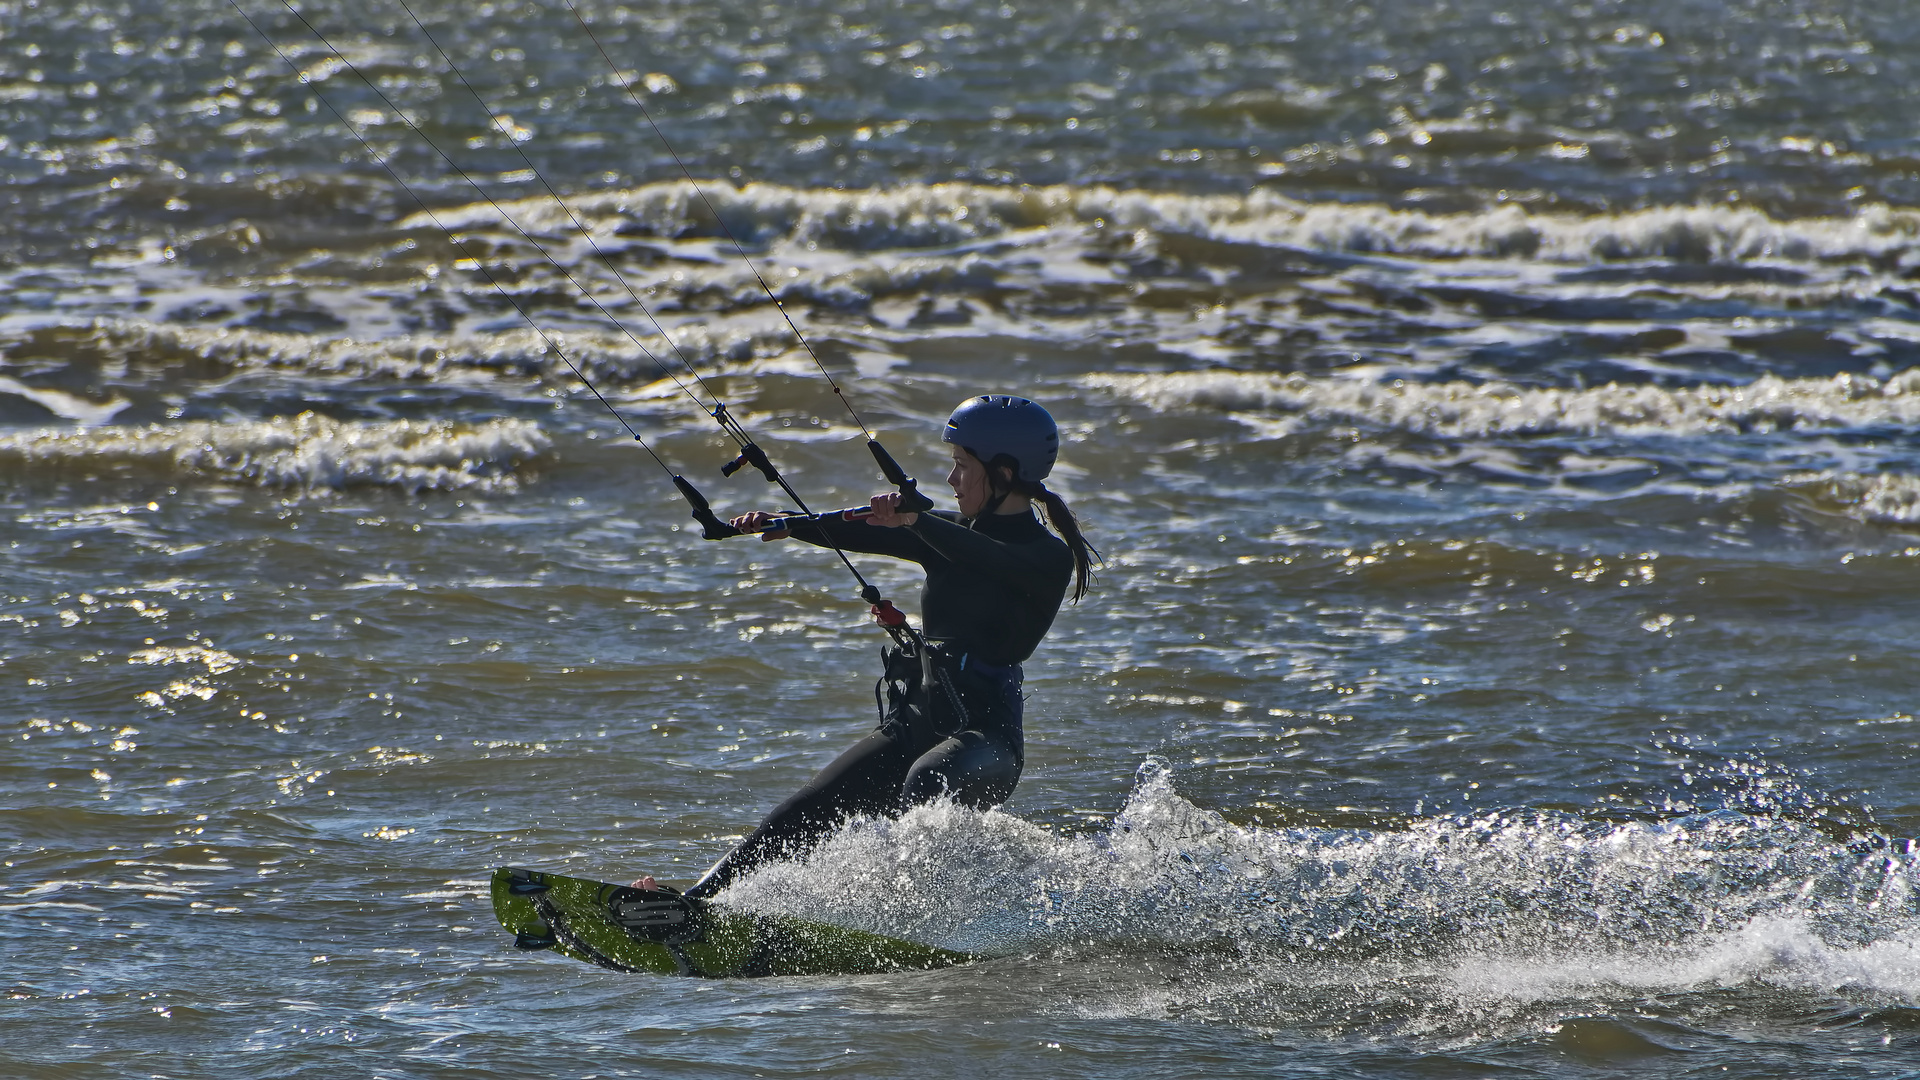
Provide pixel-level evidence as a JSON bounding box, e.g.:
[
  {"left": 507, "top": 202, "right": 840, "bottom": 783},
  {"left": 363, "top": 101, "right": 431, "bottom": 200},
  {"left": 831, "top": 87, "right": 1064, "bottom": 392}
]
[
  {"left": 684, "top": 652, "right": 1023, "bottom": 897},
  {"left": 686, "top": 726, "right": 922, "bottom": 898},
  {"left": 902, "top": 653, "right": 1024, "bottom": 809},
  {"left": 900, "top": 728, "right": 1023, "bottom": 810}
]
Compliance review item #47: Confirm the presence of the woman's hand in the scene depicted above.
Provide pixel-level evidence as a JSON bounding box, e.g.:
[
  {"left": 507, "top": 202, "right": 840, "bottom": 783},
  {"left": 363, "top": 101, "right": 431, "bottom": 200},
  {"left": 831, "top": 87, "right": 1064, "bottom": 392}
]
[
  {"left": 865, "top": 492, "right": 918, "bottom": 528},
  {"left": 730, "top": 511, "right": 790, "bottom": 541}
]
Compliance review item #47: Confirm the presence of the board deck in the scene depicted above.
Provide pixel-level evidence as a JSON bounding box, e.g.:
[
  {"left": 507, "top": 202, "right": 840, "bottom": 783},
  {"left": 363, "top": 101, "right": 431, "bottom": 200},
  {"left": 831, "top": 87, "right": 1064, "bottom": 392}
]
[{"left": 489, "top": 866, "right": 975, "bottom": 978}]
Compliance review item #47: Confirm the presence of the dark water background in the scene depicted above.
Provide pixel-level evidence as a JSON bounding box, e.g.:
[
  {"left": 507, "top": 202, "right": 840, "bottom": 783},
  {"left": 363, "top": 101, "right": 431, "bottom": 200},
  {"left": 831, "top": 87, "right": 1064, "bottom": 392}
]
[{"left": 4, "top": 0, "right": 1920, "bottom": 1076}]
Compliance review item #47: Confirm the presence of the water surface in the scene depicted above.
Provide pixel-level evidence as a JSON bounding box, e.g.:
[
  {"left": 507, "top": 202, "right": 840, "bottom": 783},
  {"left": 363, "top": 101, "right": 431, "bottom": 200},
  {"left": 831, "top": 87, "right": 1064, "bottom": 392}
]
[{"left": 4, "top": 0, "right": 1919, "bottom": 1076}]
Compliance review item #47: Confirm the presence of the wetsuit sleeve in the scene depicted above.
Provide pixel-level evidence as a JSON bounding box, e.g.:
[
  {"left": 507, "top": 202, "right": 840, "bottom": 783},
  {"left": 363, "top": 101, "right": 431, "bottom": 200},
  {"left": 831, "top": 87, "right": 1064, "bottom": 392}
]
[
  {"left": 905, "top": 513, "right": 1068, "bottom": 594},
  {"left": 782, "top": 511, "right": 946, "bottom": 564}
]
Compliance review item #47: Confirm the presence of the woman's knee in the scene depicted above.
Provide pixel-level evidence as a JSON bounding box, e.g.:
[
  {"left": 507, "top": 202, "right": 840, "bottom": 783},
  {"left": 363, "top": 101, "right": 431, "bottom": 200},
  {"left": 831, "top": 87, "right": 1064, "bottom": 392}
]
[{"left": 901, "top": 732, "right": 1021, "bottom": 809}]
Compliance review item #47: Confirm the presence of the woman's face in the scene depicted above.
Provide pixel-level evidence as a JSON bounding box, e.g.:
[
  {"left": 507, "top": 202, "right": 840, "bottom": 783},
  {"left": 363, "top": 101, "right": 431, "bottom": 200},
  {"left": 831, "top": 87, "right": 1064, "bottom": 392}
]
[{"left": 947, "top": 446, "right": 992, "bottom": 517}]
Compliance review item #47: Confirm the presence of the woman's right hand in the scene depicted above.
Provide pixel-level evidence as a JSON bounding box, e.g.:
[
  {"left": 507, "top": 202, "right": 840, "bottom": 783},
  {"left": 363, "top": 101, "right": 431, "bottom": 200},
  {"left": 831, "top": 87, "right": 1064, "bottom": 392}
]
[{"left": 730, "top": 511, "right": 790, "bottom": 541}]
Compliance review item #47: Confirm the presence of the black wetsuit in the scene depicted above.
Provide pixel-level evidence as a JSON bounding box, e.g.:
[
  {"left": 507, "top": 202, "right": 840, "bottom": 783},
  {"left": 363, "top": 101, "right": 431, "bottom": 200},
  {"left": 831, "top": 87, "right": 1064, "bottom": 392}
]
[{"left": 685, "top": 508, "right": 1072, "bottom": 897}]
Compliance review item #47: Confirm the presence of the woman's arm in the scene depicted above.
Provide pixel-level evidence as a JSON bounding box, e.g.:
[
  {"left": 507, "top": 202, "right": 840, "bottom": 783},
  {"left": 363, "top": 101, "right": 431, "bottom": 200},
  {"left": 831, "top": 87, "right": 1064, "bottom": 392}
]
[{"left": 731, "top": 504, "right": 943, "bottom": 562}]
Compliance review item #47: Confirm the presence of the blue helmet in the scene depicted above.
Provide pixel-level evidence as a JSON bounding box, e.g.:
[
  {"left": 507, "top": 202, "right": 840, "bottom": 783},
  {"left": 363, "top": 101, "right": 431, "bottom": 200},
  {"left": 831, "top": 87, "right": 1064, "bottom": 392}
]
[{"left": 942, "top": 395, "right": 1059, "bottom": 481}]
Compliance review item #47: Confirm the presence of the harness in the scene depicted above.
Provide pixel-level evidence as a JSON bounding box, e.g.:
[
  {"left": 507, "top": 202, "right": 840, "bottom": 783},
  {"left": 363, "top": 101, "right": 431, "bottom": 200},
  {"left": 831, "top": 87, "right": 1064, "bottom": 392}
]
[{"left": 875, "top": 640, "right": 1024, "bottom": 745}]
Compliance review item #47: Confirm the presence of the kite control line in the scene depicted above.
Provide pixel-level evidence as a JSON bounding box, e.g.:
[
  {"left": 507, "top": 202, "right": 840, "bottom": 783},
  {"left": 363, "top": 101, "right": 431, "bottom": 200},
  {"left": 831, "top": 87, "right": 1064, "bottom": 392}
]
[
  {"left": 236, "top": 0, "right": 935, "bottom": 640},
  {"left": 557, "top": 0, "right": 936, "bottom": 519}
]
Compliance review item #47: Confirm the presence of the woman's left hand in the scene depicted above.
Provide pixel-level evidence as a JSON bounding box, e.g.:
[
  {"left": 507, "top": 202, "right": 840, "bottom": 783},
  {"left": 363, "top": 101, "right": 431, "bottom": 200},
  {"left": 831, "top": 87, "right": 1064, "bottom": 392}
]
[{"left": 865, "top": 491, "right": 918, "bottom": 528}]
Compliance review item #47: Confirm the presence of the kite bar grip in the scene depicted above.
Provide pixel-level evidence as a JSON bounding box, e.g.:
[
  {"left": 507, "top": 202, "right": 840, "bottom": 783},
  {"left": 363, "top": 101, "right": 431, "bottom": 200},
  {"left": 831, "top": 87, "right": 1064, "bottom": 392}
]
[
  {"left": 673, "top": 475, "right": 741, "bottom": 540},
  {"left": 869, "top": 439, "right": 934, "bottom": 514}
]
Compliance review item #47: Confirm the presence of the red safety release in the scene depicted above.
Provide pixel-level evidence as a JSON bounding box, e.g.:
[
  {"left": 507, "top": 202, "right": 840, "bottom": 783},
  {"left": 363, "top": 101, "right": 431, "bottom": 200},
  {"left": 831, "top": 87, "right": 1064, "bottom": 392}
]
[{"left": 869, "top": 601, "right": 907, "bottom": 627}]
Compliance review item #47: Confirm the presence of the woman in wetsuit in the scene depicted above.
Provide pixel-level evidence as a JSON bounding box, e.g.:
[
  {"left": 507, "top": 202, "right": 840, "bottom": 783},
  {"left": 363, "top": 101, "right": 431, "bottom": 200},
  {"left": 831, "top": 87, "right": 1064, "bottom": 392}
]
[{"left": 680, "top": 395, "right": 1096, "bottom": 899}]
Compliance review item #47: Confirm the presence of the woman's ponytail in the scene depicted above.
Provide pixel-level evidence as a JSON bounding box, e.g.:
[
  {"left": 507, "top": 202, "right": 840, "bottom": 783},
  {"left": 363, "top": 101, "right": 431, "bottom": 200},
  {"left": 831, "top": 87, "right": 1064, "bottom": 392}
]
[
  {"left": 977, "top": 446, "right": 1098, "bottom": 602},
  {"left": 1012, "top": 477, "right": 1099, "bottom": 602}
]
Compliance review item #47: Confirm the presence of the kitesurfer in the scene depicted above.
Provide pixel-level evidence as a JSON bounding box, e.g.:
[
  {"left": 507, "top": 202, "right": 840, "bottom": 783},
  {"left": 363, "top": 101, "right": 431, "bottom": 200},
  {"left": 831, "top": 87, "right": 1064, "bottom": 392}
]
[{"left": 671, "top": 395, "right": 1097, "bottom": 899}]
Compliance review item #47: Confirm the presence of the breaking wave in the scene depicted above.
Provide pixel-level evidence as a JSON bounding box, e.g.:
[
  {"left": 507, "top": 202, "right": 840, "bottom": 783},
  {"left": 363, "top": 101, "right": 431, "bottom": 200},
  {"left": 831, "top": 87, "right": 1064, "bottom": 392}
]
[
  {"left": 1088, "top": 369, "right": 1920, "bottom": 439},
  {"left": 21, "top": 183, "right": 1920, "bottom": 398},
  {"left": 422, "top": 180, "right": 1920, "bottom": 267},
  {"left": 0, "top": 413, "right": 549, "bottom": 492}
]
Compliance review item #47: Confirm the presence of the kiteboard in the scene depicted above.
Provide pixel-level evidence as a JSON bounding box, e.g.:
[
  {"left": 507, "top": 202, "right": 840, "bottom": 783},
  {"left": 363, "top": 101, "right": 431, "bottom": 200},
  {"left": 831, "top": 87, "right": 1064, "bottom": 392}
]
[{"left": 490, "top": 866, "right": 974, "bottom": 977}]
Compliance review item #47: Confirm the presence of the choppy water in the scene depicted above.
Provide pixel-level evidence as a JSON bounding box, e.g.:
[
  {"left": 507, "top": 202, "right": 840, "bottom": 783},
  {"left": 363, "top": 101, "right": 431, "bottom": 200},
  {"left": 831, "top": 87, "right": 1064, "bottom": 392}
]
[{"left": 6, "top": 0, "right": 1920, "bottom": 1076}]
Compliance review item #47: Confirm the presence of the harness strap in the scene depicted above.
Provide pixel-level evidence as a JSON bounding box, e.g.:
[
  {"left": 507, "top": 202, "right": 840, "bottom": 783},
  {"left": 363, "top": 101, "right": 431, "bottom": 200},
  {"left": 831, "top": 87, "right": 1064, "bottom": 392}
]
[{"left": 875, "top": 640, "right": 980, "bottom": 742}]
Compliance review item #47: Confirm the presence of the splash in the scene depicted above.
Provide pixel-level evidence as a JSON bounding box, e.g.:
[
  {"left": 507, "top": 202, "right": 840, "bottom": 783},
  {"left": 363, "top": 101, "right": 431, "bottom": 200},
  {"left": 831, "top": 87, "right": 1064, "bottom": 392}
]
[
  {"left": 0, "top": 413, "right": 549, "bottom": 493},
  {"left": 723, "top": 758, "right": 1919, "bottom": 1003}
]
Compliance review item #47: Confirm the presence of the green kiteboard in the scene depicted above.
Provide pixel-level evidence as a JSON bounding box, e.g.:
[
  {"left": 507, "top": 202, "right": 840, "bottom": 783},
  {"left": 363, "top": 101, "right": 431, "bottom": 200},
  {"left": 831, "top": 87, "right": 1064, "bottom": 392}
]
[{"left": 490, "top": 866, "right": 975, "bottom": 977}]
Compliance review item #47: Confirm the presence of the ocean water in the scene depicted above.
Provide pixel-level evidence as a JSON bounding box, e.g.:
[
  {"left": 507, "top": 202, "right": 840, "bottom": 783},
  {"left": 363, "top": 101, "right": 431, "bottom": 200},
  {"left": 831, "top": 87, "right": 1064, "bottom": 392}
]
[{"left": 5, "top": 0, "right": 1920, "bottom": 1075}]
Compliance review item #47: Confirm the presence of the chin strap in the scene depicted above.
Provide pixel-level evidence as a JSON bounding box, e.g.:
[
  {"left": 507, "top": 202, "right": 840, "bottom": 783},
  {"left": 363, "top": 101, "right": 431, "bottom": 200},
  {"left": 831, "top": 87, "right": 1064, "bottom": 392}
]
[{"left": 975, "top": 486, "right": 1011, "bottom": 523}]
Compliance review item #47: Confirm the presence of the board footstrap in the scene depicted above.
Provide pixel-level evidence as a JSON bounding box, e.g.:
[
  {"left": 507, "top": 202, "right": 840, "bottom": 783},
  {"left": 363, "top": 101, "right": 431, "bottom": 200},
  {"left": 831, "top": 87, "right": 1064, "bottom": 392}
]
[
  {"left": 501, "top": 867, "right": 714, "bottom": 975},
  {"left": 606, "top": 885, "right": 705, "bottom": 945}
]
